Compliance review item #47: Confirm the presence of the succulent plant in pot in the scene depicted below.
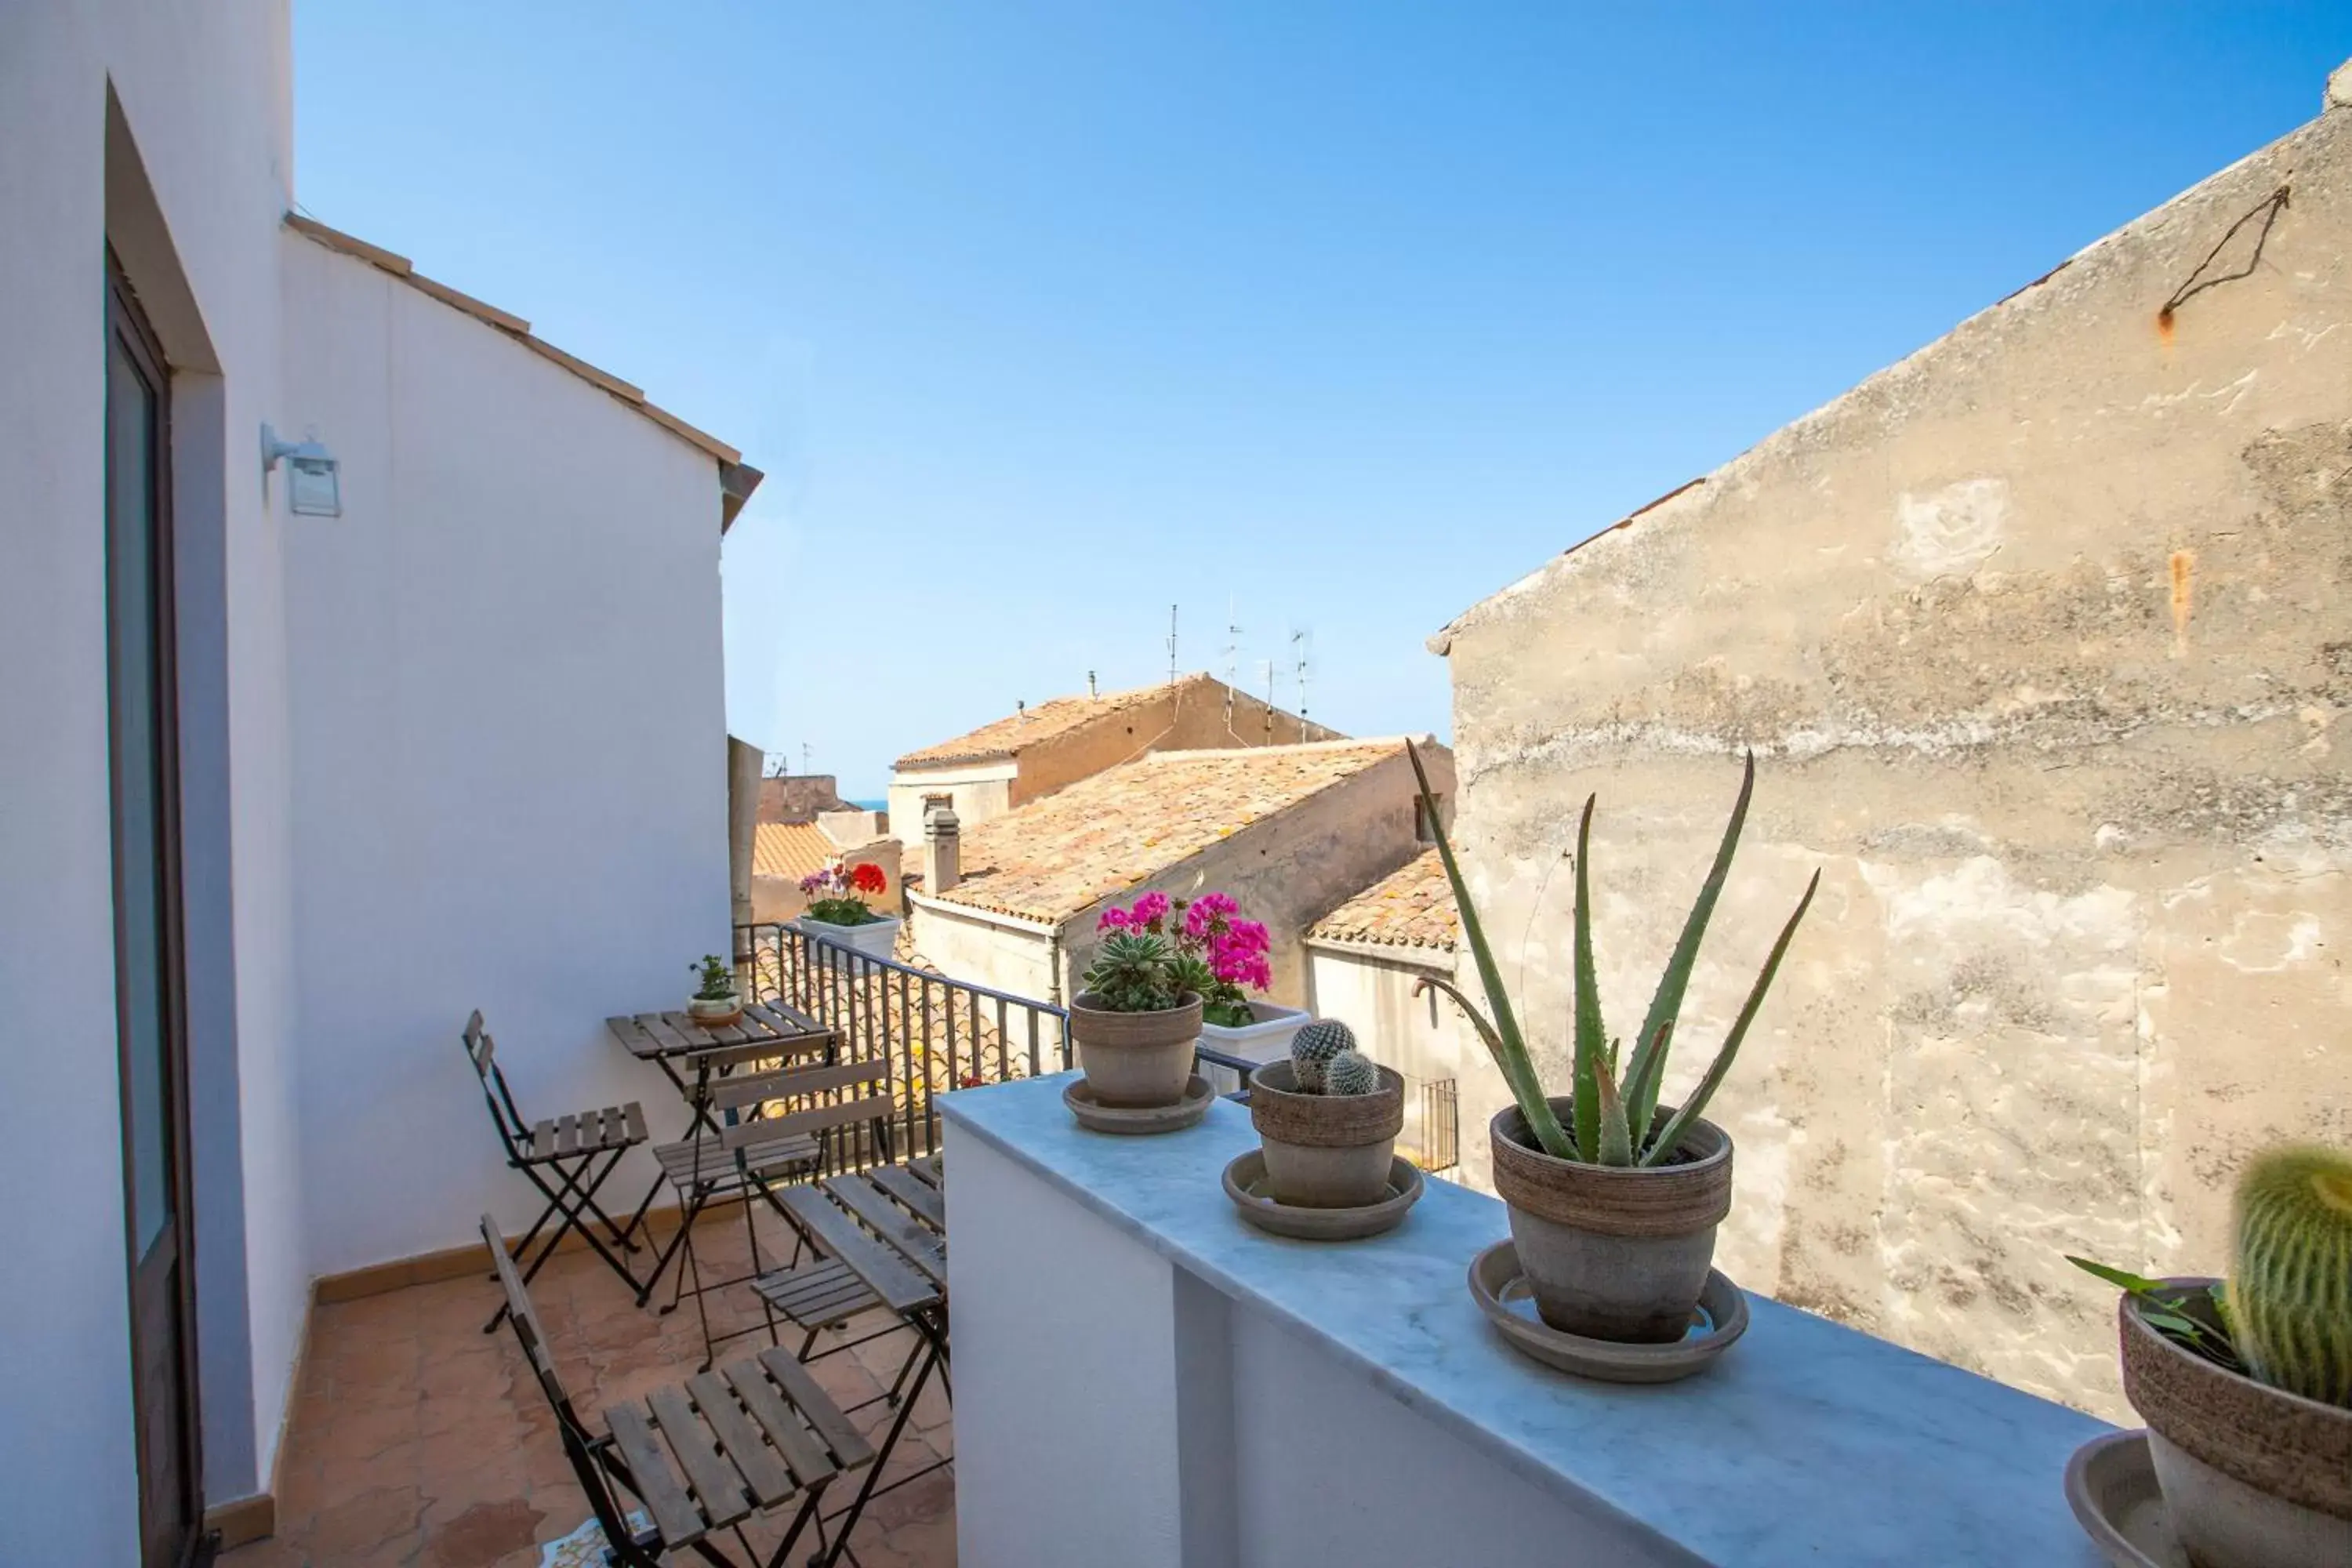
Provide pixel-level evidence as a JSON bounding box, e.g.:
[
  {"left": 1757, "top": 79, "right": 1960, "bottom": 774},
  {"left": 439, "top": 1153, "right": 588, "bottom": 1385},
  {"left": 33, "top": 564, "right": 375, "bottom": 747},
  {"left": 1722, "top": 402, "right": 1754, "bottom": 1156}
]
[
  {"left": 2067, "top": 1145, "right": 2352, "bottom": 1568},
  {"left": 1247, "top": 1022, "right": 1405, "bottom": 1208},
  {"left": 1069, "top": 899, "right": 1204, "bottom": 1109},
  {"left": 687, "top": 953, "right": 742, "bottom": 1028},
  {"left": 1406, "top": 742, "right": 1817, "bottom": 1343}
]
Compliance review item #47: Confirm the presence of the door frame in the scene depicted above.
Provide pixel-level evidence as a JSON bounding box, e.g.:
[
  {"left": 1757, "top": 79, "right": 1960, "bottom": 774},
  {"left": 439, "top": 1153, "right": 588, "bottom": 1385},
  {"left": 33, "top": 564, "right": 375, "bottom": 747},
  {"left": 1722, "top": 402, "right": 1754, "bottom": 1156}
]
[{"left": 106, "top": 248, "right": 206, "bottom": 1565}]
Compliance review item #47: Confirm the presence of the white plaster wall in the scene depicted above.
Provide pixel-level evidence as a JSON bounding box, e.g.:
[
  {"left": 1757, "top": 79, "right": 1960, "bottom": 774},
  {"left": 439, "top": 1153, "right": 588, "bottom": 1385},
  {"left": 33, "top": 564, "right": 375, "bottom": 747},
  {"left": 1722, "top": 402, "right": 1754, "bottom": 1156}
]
[
  {"left": 0, "top": 0, "right": 301, "bottom": 1548},
  {"left": 887, "top": 766, "right": 1014, "bottom": 843},
  {"left": 278, "top": 238, "right": 731, "bottom": 1275},
  {"left": 1305, "top": 942, "right": 1503, "bottom": 1186}
]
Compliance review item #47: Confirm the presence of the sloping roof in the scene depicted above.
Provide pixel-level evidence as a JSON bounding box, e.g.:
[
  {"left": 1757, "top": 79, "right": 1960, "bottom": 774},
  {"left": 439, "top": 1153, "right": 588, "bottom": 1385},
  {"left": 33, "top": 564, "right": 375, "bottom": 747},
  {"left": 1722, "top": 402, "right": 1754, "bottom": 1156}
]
[
  {"left": 894, "top": 675, "right": 1213, "bottom": 770},
  {"left": 932, "top": 738, "right": 1414, "bottom": 924},
  {"left": 752, "top": 822, "right": 836, "bottom": 883},
  {"left": 284, "top": 214, "right": 762, "bottom": 530},
  {"left": 1308, "top": 848, "right": 1459, "bottom": 952}
]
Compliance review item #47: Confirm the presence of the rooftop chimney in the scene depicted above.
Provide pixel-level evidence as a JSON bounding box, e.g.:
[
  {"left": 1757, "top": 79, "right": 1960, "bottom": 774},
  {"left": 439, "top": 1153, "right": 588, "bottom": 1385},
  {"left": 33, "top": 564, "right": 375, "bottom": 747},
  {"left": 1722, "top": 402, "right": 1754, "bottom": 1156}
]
[{"left": 923, "top": 797, "right": 960, "bottom": 895}]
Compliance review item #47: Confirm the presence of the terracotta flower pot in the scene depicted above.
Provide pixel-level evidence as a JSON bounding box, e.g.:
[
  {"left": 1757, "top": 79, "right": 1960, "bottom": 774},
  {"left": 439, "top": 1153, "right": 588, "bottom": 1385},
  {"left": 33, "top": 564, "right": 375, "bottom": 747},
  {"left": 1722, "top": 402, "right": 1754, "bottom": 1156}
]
[
  {"left": 1069, "top": 991, "right": 1203, "bottom": 1109},
  {"left": 1488, "top": 1098, "right": 1732, "bottom": 1343},
  {"left": 1247, "top": 1059, "right": 1404, "bottom": 1208},
  {"left": 2118, "top": 1280, "right": 2352, "bottom": 1568}
]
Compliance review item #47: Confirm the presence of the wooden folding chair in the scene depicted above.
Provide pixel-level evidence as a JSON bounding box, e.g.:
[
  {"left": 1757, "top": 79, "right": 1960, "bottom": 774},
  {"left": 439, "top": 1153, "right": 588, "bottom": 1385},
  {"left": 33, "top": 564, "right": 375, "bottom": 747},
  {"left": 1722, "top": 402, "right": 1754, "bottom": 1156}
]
[
  {"left": 481, "top": 1215, "right": 872, "bottom": 1568},
  {"left": 637, "top": 1054, "right": 898, "bottom": 1369},
  {"left": 463, "top": 1011, "right": 654, "bottom": 1331}
]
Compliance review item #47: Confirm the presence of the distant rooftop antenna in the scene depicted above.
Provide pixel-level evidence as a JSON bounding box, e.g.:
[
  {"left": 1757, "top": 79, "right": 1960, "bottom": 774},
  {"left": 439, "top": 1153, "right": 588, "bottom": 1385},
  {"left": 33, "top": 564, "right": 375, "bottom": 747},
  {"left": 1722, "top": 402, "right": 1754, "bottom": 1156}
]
[
  {"left": 801, "top": 742, "right": 813, "bottom": 775},
  {"left": 1292, "top": 627, "right": 1312, "bottom": 741},
  {"left": 1167, "top": 604, "right": 1179, "bottom": 687},
  {"left": 1262, "top": 659, "right": 1276, "bottom": 741},
  {"left": 1088, "top": 670, "right": 1098, "bottom": 699},
  {"left": 1018, "top": 699, "right": 1027, "bottom": 724},
  {"left": 1223, "top": 596, "right": 1243, "bottom": 727}
]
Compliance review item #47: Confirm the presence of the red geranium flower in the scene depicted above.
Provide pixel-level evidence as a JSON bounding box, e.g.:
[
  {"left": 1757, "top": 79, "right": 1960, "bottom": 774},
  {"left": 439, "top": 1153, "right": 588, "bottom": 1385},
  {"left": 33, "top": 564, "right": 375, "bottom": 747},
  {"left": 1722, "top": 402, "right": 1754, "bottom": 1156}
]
[{"left": 850, "top": 862, "right": 887, "bottom": 895}]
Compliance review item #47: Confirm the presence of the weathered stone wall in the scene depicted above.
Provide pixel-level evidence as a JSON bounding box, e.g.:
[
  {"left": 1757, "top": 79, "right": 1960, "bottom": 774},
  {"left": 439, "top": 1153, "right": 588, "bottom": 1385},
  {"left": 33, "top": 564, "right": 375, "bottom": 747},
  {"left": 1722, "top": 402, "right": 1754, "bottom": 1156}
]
[{"left": 1432, "top": 96, "right": 2352, "bottom": 1420}]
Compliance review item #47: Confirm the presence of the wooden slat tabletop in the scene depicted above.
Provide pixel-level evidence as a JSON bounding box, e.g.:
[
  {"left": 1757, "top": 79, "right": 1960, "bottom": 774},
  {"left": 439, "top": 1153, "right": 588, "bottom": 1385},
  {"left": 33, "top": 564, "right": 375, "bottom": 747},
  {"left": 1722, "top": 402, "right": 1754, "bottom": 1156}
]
[
  {"left": 775, "top": 1187, "right": 936, "bottom": 1318},
  {"left": 604, "top": 1403, "right": 707, "bottom": 1547},
  {"left": 606, "top": 999, "right": 833, "bottom": 1061}
]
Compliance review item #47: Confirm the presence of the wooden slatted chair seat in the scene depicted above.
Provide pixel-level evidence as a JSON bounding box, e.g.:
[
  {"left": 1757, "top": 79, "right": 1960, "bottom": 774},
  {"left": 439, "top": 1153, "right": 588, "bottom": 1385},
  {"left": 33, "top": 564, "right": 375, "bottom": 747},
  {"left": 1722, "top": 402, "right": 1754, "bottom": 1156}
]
[
  {"left": 521, "top": 1103, "right": 649, "bottom": 1163},
  {"left": 481, "top": 1214, "right": 872, "bottom": 1566},
  {"left": 752, "top": 1257, "right": 881, "bottom": 1331},
  {"left": 652, "top": 1127, "right": 819, "bottom": 1190}
]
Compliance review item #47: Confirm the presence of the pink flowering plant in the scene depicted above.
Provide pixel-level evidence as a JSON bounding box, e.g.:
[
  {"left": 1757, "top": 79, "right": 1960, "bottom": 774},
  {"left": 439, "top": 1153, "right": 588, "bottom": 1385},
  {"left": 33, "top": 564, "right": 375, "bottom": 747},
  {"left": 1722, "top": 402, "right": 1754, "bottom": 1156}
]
[{"left": 1094, "top": 891, "right": 1272, "bottom": 1028}]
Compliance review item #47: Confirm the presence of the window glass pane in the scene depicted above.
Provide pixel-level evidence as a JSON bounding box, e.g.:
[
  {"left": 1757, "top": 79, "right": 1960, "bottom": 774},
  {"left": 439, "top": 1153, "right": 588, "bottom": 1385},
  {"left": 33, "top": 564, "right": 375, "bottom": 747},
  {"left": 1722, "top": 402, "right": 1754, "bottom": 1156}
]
[{"left": 108, "top": 334, "right": 170, "bottom": 1258}]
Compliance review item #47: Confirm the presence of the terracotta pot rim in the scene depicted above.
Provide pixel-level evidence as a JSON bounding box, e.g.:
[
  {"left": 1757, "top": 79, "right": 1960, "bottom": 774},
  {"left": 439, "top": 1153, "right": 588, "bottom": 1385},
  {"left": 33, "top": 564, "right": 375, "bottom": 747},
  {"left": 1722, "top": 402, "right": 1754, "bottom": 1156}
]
[
  {"left": 1248, "top": 1059, "right": 1405, "bottom": 1146},
  {"left": 1489, "top": 1098, "right": 1733, "bottom": 1237},
  {"left": 2119, "top": 1277, "right": 2352, "bottom": 1519}
]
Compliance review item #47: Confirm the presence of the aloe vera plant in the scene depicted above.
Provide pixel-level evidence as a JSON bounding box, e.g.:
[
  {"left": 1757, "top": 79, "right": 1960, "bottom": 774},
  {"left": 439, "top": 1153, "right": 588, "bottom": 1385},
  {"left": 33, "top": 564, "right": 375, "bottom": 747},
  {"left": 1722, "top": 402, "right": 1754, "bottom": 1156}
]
[{"left": 1406, "top": 742, "right": 1818, "bottom": 1167}]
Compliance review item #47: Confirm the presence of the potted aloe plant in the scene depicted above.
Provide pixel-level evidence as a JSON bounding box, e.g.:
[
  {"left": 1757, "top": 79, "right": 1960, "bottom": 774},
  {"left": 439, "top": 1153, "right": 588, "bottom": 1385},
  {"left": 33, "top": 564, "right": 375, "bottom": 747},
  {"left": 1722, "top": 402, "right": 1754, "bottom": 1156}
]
[
  {"left": 1247, "top": 1020, "right": 1403, "bottom": 1207},
  {"left": 1070, "top": 898, "right": 1203, "bottom": 1109},
  {"left": 1407, "top": 742, "right": 1817, "bottom": 1343},
  {"left": 2067, "top": 1146, "right": 2352, "bottom": 1568},
  {"left": 1102, "top": 891, "right": 1300, "bottom": 1091},
  {"left": 793, "top": 859, "right": 902, "bottom": 965},
  {"left": 687, "top": 953, "right": 742, "bottom": 1029}
]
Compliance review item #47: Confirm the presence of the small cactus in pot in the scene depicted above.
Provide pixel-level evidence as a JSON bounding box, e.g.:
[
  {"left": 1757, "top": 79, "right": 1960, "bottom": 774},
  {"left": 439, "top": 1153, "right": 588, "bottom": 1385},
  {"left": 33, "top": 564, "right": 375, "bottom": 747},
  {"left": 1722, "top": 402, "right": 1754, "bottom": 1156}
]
[
  {"left": 1289, "top": 1020, "right": 1352, "bottom": 1093},
  {"left": 1249, "top": 1022, "right": 1403, "bottom": 1209},
  {"left": 2230, "top": 1145, "right": 2352, "bottom": 1407},
  {"left": 2068, "top": 1145, "right": 2352, "bottom": 1568}
]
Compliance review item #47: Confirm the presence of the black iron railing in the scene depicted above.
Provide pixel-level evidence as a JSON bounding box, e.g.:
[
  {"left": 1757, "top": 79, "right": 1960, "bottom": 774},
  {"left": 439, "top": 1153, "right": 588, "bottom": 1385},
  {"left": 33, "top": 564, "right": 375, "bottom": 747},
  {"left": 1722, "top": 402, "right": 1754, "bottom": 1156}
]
[
  {"left": 738, "top": 920, "right": 1069, "bottom": 1164},
  {"left": 736, "top": 922, "right": 1265, "bottom": 1163}
]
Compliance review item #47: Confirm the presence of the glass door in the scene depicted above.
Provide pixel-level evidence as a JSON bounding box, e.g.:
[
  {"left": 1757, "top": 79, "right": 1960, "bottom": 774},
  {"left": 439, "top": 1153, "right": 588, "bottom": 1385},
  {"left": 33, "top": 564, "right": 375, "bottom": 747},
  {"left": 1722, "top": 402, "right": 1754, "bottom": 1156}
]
[{"left": 106, "top": 255, "right": 201, "bottom": 1568}]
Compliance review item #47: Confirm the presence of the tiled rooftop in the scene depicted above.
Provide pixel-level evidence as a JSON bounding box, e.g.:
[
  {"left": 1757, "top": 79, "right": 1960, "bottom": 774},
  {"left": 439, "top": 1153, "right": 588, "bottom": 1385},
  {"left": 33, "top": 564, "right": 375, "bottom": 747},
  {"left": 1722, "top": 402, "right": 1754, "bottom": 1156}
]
[
  {"left": 753, "top": 820, "right": 837, "bottom": 882},
  {"left": 220, "top": 1209, "right": 953, "bottom": 1568},
  {"left": 1307, "top": 847, "right": 1461, "bottom": 952},
  {"left": 891, "top": 673, "right": 1213, "bottom": 769},
  {"left": 934, "top": 738, "right": 1410, "bottom": 924}
]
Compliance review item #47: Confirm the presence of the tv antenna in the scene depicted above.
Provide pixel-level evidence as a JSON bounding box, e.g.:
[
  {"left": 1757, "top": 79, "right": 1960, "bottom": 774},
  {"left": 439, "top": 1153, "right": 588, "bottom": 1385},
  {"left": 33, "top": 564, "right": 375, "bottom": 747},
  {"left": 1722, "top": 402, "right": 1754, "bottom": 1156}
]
[
  {"left": 1261, "top": 659, "right": 1277, "bottom": 740},
  {"left": 801, "top": 742, "right": 813, "bottom": 776},
  {"left": 1291, "top": 627, "right": 1312, "bottom": 740},
  {"left": 1167, "top": 604, "right": 1178, "bottom": 687},
  {"left": 1223, "top": 597, "right": 1243, "bottom": 727}
]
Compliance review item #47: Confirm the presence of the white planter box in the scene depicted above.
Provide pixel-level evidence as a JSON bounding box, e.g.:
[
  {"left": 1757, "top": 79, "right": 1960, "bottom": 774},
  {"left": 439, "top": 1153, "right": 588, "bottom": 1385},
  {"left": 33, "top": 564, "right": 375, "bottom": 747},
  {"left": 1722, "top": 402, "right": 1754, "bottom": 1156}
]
[
  {"left": 793, "top": 913, "right": 903, "bottom": 968},
  {"left": 1196, "top": 1001, "right": 1311, "bottom": 1095}
]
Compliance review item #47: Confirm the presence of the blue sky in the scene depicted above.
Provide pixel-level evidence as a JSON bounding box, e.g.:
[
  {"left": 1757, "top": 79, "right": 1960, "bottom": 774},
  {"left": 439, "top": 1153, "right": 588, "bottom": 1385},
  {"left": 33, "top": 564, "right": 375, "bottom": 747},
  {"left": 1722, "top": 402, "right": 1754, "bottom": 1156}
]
[{"left": 293, "top": 3, "right": 2348, "bottom": 797}]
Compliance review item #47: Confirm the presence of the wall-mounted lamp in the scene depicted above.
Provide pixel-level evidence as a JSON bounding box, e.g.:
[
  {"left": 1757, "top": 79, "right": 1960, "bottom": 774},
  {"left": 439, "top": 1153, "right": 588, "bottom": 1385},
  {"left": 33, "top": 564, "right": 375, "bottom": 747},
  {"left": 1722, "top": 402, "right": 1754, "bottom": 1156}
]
[{"left": 262, "top": 423, "right": 342, "bottom": 517}]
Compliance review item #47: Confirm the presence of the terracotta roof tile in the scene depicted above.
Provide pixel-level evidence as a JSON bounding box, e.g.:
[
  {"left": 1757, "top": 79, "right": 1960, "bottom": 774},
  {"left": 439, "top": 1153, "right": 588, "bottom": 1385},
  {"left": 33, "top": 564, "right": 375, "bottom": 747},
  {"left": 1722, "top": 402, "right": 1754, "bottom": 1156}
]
[
  {"left": 932, "top": 738, "right": 1413, "bottom": 924},
  {"left": 753, "top": 822, "right": 836, "bottom": 883},
  {"left": 1308, "top": 848, "right": 1459, "bottom": 952},
  {"left": 894, "top": 674, "right": 1214, "bottom": 770}
]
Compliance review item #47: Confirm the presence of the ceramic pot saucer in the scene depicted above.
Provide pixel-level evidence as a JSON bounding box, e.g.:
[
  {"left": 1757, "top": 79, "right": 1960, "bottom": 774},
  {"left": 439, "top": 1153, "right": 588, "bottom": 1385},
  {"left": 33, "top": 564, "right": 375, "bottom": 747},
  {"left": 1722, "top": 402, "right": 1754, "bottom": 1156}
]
[
  {"left": 1062, "top": 1073, "right": 1215, "bottom": 1134},
  {"left": 1223, "top": 1150, "right": 1422, "bottom": 1240},
  {"left": 1468, "top": 1240, "right": 1747, "bottom": 1384},
  {"left": 2064, "top": 1430, "right": 2189, "bottom": 1568}
]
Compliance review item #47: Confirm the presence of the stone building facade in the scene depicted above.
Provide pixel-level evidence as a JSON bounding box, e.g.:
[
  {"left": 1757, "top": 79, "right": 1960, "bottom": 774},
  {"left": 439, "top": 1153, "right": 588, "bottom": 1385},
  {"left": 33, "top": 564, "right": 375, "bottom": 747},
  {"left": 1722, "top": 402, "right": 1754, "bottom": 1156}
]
[{"left": 1429, "top": 75, "right": 2352, "bottom": 1420}]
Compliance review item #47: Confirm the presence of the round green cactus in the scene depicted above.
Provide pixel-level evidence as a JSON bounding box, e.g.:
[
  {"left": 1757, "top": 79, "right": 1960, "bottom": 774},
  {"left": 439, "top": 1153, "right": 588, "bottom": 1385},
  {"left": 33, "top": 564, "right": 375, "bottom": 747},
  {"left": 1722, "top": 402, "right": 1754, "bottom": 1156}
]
[
  {"left": 2230, "top": 1145, "right": 2352, "bottom": 1408},
  {"left": 1323, "top": 1048, "right": 1381, "bottom": 1098},
  {"left": 1289, "top": 1019, "right": 1356, "bottom": 1093}
]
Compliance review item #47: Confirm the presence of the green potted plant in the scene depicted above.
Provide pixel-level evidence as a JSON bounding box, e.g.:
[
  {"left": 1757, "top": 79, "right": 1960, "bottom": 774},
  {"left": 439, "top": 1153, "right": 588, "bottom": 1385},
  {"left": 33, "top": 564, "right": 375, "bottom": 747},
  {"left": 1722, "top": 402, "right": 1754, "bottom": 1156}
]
[
  {"left": 1247, "top": 1020, "right": 1403, "bottom": 1207},
  {"left": 1407, "top": 742, "right": 1817, "bottom": 1343},
  {"left": 793, "top": 859, "right": 902, "bottom": 965},
  {"left": 1103, "top": 891, "right": 1301, "bottom": 1092},
  {"left": 687, "top": 953, "right": 742, "bottom": 1028},
  {"left": 2067, "top": 1146, "right": 2352, "bottom": 1568},
  {"left": 1069, "top": 910, "right": 1203, "bottom": 1109}
]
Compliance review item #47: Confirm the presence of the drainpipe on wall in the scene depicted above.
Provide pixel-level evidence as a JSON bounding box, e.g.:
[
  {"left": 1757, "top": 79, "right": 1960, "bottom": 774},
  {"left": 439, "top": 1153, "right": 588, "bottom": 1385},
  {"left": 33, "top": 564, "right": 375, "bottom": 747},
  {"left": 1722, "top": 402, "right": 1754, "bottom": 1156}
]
[{"left": 726, "top": 735, "right": 762, "bottom": 975}]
